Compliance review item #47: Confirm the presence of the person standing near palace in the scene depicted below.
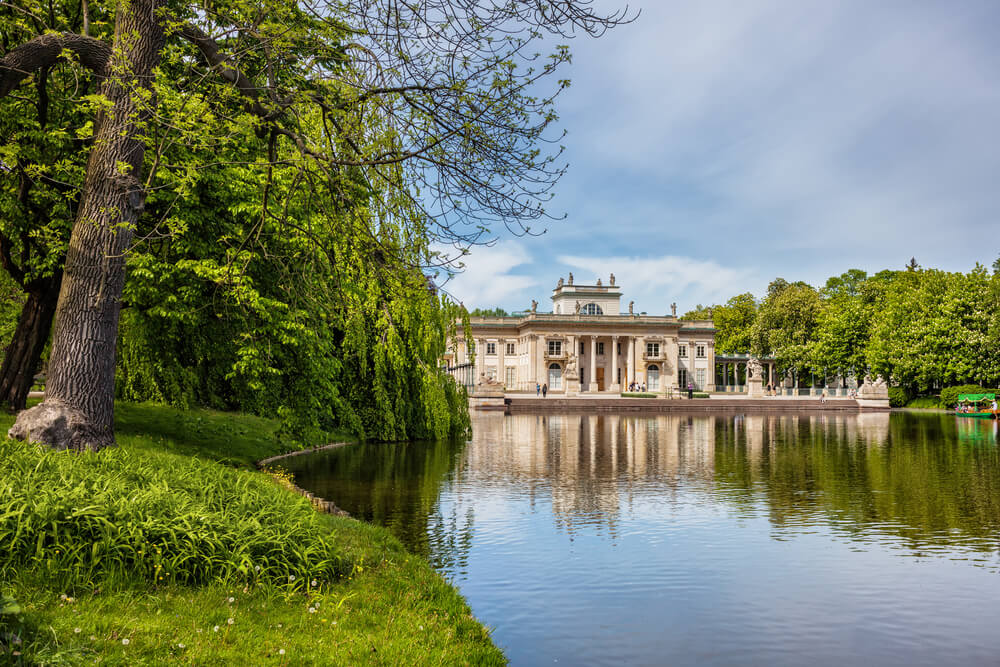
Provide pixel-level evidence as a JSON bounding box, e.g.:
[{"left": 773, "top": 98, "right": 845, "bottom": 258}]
[
  {"left": 542, "top": 383, "right": 548, "bottom": 398},
  {"left": 536, "top": 382, "right": 540, "bottom": 397}
]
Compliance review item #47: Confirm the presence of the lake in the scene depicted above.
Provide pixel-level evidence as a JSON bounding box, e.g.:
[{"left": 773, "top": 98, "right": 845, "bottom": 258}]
[{"left": 285, "top": 411, "right": 1000, "bottom": 666}]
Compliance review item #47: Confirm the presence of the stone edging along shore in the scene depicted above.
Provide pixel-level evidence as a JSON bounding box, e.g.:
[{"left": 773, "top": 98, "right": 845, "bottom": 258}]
[{"left": 257, "top": 442, "right": 354, "bottom": 518}]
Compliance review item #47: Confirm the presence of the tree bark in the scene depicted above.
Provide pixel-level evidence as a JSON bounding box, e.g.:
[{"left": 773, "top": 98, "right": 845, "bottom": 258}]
[
  {"left": 0, "top": 273, "right": 61, "bottom": 411},
  {"left": 9, "top": 0, "right": 165, "bottom": 451}
]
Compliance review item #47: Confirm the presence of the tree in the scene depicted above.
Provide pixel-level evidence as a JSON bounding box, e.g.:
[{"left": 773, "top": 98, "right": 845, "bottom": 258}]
[
  {"left": 751, "top": 280, "right": 821, "bottom": 373},
  {"left": 1, "top": 1, "right": 630, "bottom": 450},
  {"left": 712, "top": 293, "right": 757, "bottom": 354},
  {"left": 469, "top": 307, "right": 509, "bottom": 317}
]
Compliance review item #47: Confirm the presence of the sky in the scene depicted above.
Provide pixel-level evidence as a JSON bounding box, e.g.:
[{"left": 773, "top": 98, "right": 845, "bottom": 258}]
[{"left": 440, "top": 0, "right": 1000, "bottom": 315}]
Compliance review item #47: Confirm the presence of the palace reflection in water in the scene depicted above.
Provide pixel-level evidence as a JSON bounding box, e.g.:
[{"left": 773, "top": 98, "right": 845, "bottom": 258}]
[{"left": 287, "top": 412, "right": 1000, "bottom": 667}]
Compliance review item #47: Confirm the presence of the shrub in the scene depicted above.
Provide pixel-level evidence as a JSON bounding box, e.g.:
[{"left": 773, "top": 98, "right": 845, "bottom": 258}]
[
  {"left": 0, "top": 439, "right": 351, "bottom": 590},
  {"left": 887, "top": 387, "right": 910, "bottom": 408},
  {"left": 906, "top": 396, "right": 941, "bottom": 409},
  {"left": 621, "top": 392, "right": 657, "bottom": 398},
  {"left": 692, "top": 392, "right": 710, "bottom": 398},
  {"left": 939, "top": 385, "right": 994, "bottom": 408}
]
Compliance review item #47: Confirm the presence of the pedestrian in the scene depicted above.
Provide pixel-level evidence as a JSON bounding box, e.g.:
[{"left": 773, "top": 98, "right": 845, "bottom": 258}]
[
  {"left": 536, "top": 382, "right": 540, "bottom": 397},
  {"left": 687, "top": 382, "right": 694, "bottom": 399},
  {"left": 821, "top": 389, "right": 827, "bottom": 404},
  {"left": 542, "top": 383, "right": 548, "bottom": 398}
]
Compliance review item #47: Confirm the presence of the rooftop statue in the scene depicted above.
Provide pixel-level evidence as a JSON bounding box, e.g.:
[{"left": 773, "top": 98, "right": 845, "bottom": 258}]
[
  {"left": 574, "top": 300, "right": 581, "bottom": 314},
  {"left": 670, "top": 302, "right": 677, "bottom": 316},
  {"left": 610, "top": 273, "right": 616, "bottom": 286},
  {"left": 597, "top": 278, "right": 602, "bottom": 286},
  {"left": 531, "top": 299, "right": 538, "bottom": 313},
  {"left": 568, "top": 272, "right": 574, "bottom": 285},
  {"left": 629, "top": 300, "right": 634, "bottom": 315},
  {"left": 557, "top": 277, "right": 564, "bottom": 287}
]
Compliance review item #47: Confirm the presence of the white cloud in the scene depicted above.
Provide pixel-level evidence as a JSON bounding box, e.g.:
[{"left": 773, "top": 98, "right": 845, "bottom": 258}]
[
  {"left": 557, "top": 253, "right": 761, "bottom": 314},
  {"left": 436, "top": 241, "right": 539, "bottom": 309}
]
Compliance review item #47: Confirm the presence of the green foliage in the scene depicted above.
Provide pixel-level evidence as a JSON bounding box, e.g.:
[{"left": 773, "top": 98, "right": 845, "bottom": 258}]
[
  {"left": 0, "top": 403, "right": 502, "bottom": 665},
  {"left": 0, "top": 437, "right": 352, "bottom": 590},
  {"left": 906, "top": 396, "right": 942, "bottom": 409},
  {"left": 692, "top": 392, "right": 710, "bottom": 398},
  {"left": 469, "top": 307, "right": 509, "bottom": 317},
  {"left": 939, "top": 385, "right": 995, "bottom": 408},
  {"left": 751, "top": 281, "right": 821, "bottom": 372},
  {"left": 887, "top": 386, "right": 910, "bottom": 407},
  {"left": 621, "top": 392, "right": 657, "bottom": 398}
]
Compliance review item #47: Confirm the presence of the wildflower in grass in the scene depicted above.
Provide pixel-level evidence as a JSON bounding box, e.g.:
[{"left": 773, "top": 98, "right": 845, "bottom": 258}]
[
  {"left": 122, "top": 638, "right": 130, "bottom": 646},
  {"left": 308, "top": 607, "right": 316, "bottom": 614},
  {"left": 213, "top": 626, "right": 220, "bottom": 632},
  {"left": 288, "top": 575, "right": 295, "bottom": 583},
  {"left": 254, "top": 565, "right": 261, "bottom": 573},
  {"left": 227, "top": 618, "right": 234, "bottom": 625},
  {"left": 311, "top": 580, "right": 317, "bottom": 587},
  {"left": 228, "top": 597, "right": 235, "bottom": 603},
  {"left": 74, "top": 628, "right": 81, "bottom": 634},
  {"left": 279, "top": 649, "right": 286, "bottom": 656},
  {"left": 178, "top": 643, "right": 186, "bottom": 649}
]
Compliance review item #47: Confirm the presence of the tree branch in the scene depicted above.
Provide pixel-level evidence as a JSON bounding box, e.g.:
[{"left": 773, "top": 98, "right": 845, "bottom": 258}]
[{"left": 0, "top": 32, "right": 109, "bottom": 97}]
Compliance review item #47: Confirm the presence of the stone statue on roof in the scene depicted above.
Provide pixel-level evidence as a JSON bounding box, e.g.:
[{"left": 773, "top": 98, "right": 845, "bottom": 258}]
[
  {"left": 557, "top": 277, "right": 563, "bottom": 287},
  {"left": 596, "top": 278, "right": 602, "bottom": 286},
  {"left": 531, "top": 299, "right": 538, "bottom": 313},
  {"left": 629, "top": 300, "right": 634, "bottom": 315},
  {"left": 574, "top": 300, "right": 581, "bottom": 314},
  {"left": 671, "top": 302, "right": 677, "bottom": 316},
  {"left": 568, "top": 272, "right": 574, "bottom": 285},
  {"left": 610, "top": 273, "right": 616, "bottom": 286}
]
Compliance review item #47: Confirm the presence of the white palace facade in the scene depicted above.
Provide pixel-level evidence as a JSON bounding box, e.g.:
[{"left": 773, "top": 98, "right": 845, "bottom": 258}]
[{"left": 444, "top": 274, "right": 718, "bottom": 394}]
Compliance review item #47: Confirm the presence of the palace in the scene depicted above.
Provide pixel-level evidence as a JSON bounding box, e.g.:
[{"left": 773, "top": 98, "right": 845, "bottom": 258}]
[{"left": 444, "top": 273, "right": 718, "bottom": 394}]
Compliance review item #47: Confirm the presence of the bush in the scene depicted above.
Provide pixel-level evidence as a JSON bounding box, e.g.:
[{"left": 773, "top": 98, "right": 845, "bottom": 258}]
[
  {"left": 621, "top": 392, "right": 658, "bottom": 398},
  {"left": 0, "top": 438, "right": 351, "bottom": 590},
  {"left": 692, "top": 392, "right": 710, "bottom": 398},
  {"left": 906, "top": 396, "right": 941, "bottom": 409},
  {"left": 887, "top": 387, "right": 910, "bottom": 407},
  {"left": 939, "top": 385, "right": 994, "bottom": 408}
]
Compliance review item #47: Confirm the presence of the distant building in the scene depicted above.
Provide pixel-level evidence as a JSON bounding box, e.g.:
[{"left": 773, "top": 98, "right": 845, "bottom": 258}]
[{"left": 443, "top": 274, "right": 717, "bottom": 393}]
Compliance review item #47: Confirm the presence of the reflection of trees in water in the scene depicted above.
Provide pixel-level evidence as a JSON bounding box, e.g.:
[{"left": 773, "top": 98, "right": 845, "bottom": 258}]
[
  {"left": 713, "top": 412, "right": 1000, "bottom": 553},
  {"left": 284, "top": 439, "right": 467, "bottom": 560}
]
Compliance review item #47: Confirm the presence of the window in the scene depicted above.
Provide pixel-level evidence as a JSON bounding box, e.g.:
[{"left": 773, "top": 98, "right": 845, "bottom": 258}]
[
  {"left": 486, "top": 342, "right": 496, "bottom": 355},
  {"left": 580, "top": 341, "right": 586, "bottom": 355},
  {"left": 646, "top": 342, "right": 660, "bottom": 358},
  {"left": 582, "top": 303, "right": 603, "bottom": 315},
  {"left": 505, "top": 367, "right": 516, "bottom": 387},
  {"left": 486, "top": 366, "right": 497, "bottom": 380},
  {"left": 617, "top": 342, "right": 621, "bottom": 355},
  {"left": 506, "top": 342, "right": 515, "bottom": 356},
  {"left": 679, "top": 346, "right": 687, "bottom": 358},
  {"left": 696, "top": 369, "right": 706, "bottom": 389},
  {"left": 696, "top": 345, "right": 706, "bottom": 358},
  {"left": 679, "top": 369, "right": 688, "bottom": 388},
  {"left": 597, "top": 342, "right": 605, "bottom": 355},
  {"left": 547, "top": 340, "right": 562, "bottom": 356}
]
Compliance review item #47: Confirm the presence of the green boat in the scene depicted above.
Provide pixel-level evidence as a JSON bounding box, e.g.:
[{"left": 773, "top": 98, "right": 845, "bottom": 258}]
[{"left": 955, "top": 393, "right": 998, "bottom": 419}]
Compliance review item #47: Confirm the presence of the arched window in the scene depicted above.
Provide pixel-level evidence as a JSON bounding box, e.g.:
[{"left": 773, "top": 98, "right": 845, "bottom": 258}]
[
  {"left": 647, "top": 364, "right": 660, "bottom": 391},
  {"left": 582, "top": 303, "right": 603, "bottom": 315},
  {"left": 548, "top": 362, "right": 563, "bottom": 390}
]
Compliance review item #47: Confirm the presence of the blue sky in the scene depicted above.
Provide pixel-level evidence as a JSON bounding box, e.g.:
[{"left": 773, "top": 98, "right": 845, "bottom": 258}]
[{"left": 440, "top": 0, "right": 1000, "bottom": 315}]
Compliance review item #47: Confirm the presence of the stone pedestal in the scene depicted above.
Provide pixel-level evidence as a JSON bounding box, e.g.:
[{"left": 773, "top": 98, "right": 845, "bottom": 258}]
[
  {"left": 564, "top": 375, "right": 581, "bottom": 397},
  {"left": 470, "top": 374, "right": 506, "bottom": 410},
  {"left": 746, "top": 376, "right": 765, "bottom": 398}
]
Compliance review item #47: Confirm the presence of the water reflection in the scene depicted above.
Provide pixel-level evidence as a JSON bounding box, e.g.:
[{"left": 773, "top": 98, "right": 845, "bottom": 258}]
[{"left": 288, "top": 412, "right": 1000, "bottom": 666}]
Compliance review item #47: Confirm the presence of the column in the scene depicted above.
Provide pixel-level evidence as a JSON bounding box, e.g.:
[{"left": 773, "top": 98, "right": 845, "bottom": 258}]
[
  {"left": 589, "top": 335, "right": 598, "bottom": 392},
  {"left": 497, "top": 337, "right": 505, "bottom": 389},
  {"left": 626, "top": 336, "right": 635, "bottom": 388},
  {"left": 475, "top": 338, "right": 485, "bottom": 382},
  {"left": 723, "top": 363, "right": 729, "bottom": 390},
  {"left": 706, "top": 341, "right": 716, "bottom": 392},
  {"left": 610, "top": 335, "right": 620, "bottom": 391}
]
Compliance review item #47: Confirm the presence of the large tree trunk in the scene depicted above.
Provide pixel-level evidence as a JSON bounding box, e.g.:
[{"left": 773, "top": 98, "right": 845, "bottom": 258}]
[
  {"left": 9, "top": 0, "right": 165, "bottom": 451},
  {"left": 0, "top": 274, "right": 61, "bottom": 411}
]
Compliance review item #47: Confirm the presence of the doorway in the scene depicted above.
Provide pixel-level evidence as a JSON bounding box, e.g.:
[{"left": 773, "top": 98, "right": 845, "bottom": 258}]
[{"left": 596, "top": 367, "right": 605, "bottom": 391}]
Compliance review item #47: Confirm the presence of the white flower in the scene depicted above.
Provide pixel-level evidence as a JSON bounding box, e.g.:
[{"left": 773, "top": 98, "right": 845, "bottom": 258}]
[
  {"left": 288, "top": 575, "right": 295, "bottom": 582},
  {"left": 279, "top": 649, "right": 286, "bottom": 656},
  {"left": 311, "top": 580, "right": 317, "bottom": 587},
  {"left": 178, "top": 643, "right": 186, "bottom": 649},
  {"left": 228, "top": 597, "right": 235, "bottom": 603},
  {"left": 308, "top": 607, "right": 316, "bottom": 614},
  {"left": 254, "top": 565, "right": 261, "bottom": 572},
  {"left": 74, "top": 628, "right": 81, "bottom": 634},
  {"left": 213, "top": 626, "right": 220, "bottom": 632},
  {"left": 122, "top": 638, "right": 130, "bottom": 646},
  {"left": 227, "top": 618, "right": 234, "bottom": 625}
]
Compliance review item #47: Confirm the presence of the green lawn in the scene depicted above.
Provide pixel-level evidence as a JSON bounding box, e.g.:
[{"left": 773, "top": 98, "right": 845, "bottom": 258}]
[{"left": 0, "top": 403, "right": 504, "bottom": 665}]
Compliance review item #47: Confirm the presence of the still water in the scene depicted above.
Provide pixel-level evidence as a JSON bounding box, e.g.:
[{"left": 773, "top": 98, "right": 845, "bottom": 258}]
[{"left": 287, "top": 412, "right": 1000, "bottom": 666}]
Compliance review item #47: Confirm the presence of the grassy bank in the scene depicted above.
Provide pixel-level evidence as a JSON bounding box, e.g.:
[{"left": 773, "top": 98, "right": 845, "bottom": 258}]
[{"left": 0, "top": 403, "right": 503, "bottom": 665}]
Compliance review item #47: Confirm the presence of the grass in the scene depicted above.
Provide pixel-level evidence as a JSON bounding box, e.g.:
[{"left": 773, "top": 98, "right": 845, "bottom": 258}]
[
  {"left": 905, "top": 396, "right": 943, "bottom": 410},
  {"left": 0, "top": 403, "right": 504, "bottom": 665},
  {"left": 620, "top": 392, "right": 658, "bottom": 398}
]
